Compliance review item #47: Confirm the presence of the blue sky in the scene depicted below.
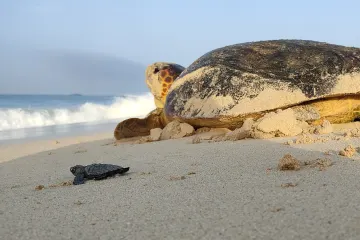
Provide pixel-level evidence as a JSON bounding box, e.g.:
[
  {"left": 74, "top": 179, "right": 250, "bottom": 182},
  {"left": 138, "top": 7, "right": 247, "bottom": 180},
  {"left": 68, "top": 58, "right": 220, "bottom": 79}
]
[
  {"left": 1, "top": 0, "right": 360, "bottom": 66},
  {"left": 0, "top": 0, "right": 359, "bottom": 94}
]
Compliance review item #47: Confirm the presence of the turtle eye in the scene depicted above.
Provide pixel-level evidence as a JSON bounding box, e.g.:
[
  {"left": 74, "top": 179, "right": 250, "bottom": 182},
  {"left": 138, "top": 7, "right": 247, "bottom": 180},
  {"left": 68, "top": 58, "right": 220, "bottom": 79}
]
[
  {"left": 153, "top": 68, "right": 159, "bottom": 74},
  {"left": 70, "top": 167, "right": 74, "bottom": 172}
]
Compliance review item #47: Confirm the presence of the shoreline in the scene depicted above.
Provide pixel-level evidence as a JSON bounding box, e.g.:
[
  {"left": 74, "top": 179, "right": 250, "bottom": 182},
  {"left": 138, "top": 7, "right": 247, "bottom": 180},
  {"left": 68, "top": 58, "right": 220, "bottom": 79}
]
[{"left": 0, "top": 120, "right": 120, "bottom": 143}]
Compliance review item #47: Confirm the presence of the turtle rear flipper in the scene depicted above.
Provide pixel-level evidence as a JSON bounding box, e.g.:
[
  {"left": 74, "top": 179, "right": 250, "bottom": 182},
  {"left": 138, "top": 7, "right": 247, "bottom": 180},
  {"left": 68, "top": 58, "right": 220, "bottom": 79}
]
[
  {"left": 118, "top": 167, "right": 130, "bottom": 174},
  {"left": 73, "top": 174, "right": 85, "bottom": 185}
]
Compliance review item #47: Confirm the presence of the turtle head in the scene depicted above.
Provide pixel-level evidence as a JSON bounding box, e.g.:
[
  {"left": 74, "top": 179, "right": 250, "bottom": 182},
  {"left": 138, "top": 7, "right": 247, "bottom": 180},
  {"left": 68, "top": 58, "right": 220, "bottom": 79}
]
[
  {"left": 70, "top": 165, "right": 85, "bottom": 176},
  {"left": 145, "top": 62, "right": 185, "bottom": 108}
]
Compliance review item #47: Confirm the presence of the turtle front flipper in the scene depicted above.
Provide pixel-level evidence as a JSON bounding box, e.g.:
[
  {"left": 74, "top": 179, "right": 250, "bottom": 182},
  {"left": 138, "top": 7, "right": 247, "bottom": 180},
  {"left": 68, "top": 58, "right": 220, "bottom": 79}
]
[
  {"left": 114, "top": 108, "right": 166, "bottom": 140},
  {"left": 73, "top": 174, "right": 85, "bottom": 185}
]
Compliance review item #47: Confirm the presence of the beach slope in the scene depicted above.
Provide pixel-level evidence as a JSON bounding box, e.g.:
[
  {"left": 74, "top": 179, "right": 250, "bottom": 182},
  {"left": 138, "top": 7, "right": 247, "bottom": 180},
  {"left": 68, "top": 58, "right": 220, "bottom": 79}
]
[{"left": 1, "top": 134, "right": 360, "bottom": 239}]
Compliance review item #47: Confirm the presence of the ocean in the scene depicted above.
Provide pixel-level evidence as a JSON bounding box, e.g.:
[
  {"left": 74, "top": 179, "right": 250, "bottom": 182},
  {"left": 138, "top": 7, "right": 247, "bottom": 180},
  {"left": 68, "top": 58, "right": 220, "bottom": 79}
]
[{"left": 0, "top": 93, "right": 155, "bottom": 143}]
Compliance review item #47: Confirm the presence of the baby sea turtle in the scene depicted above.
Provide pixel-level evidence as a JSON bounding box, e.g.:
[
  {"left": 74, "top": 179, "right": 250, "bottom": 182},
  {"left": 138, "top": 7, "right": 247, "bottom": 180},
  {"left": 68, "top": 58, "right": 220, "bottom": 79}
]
[
  {"left": 114, "top": 40, "right": 360, "bottom": 139},
  {"left": 70, "top": 164, "right": 130, "bottom": 185}
]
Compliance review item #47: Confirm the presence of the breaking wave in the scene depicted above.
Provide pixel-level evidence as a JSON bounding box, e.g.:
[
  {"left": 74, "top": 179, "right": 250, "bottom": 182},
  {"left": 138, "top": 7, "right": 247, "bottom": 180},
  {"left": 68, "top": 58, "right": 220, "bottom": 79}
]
[{"left": 0, "top": 93, "right": 156, "bottom": 131}]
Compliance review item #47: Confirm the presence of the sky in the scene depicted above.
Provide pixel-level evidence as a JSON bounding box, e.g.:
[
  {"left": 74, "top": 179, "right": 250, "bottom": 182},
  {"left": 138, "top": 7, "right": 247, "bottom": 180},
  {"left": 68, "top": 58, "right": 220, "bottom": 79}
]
[{"left": 0, "top": 0, "right": 359, "bottom": 94}]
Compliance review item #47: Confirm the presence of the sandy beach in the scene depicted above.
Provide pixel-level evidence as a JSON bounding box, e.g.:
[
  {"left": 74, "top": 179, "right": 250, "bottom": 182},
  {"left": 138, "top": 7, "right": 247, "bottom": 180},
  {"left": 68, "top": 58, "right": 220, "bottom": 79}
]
[
  {"left": 2, "top": 0, "right": 360, "bottom": 239},
  {"left": 2, "top": 129, "right": 360, "bottom": 240}
]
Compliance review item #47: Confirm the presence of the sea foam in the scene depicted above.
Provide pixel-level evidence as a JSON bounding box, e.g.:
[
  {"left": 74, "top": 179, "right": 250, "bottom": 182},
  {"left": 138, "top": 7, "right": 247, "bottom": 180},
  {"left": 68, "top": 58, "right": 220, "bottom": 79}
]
[{"left": 0, "top": 93, "right": 155, "bottom": 131}]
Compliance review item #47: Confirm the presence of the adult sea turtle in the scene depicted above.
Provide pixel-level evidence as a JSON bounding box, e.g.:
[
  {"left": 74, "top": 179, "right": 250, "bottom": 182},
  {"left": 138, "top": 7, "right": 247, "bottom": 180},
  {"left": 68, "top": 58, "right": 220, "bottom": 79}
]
[{"left": 114, "top": 40, "right": 360, "bottom": 140}]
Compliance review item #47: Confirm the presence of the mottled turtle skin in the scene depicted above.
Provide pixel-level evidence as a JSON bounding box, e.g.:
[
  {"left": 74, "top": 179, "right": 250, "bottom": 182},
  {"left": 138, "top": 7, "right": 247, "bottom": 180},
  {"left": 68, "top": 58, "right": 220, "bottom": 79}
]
[
  {"left": 145, "top": 62, "right": 185, "bottom": 109},
  {"left": 114, "top": 63, "right": 184, "bottom": 139},
  {"left": 70, "top": 164, "right": 130, "bottom": 185},
  {"left": 164, "top": 40, "right": 360, "bottom": 128}
]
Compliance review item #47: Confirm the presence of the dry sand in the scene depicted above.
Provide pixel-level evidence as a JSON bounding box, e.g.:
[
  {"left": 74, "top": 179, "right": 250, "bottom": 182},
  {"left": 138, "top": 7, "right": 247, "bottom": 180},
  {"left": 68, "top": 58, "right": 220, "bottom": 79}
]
[{"left": 2, "top": 131, "right": 360, "bottom": 239}]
